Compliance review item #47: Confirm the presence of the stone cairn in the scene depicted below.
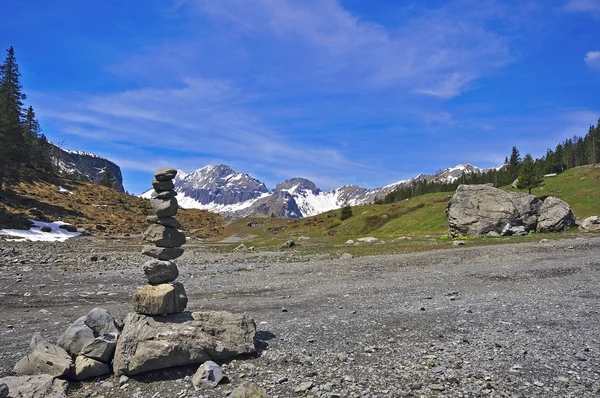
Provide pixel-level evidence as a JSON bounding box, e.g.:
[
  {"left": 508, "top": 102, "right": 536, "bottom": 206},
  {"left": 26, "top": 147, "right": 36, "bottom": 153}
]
[{"left": 134, "top": 167, "right": 188, "bottom": 315}]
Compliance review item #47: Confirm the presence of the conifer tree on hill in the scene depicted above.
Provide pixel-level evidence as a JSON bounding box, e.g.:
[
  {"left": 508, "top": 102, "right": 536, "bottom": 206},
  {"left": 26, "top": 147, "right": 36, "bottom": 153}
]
[
  {"left": 0, "top": 46, "right": 26, "bottom": 194},
  {"left": 516, "top": 153, "right": 543, "bottom": 194}
]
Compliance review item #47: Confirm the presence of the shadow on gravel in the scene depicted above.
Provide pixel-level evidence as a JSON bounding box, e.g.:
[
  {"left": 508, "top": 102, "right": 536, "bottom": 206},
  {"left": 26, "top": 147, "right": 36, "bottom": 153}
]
[{"left": 255, "top": 329, "right": 276, "bottom": 354}]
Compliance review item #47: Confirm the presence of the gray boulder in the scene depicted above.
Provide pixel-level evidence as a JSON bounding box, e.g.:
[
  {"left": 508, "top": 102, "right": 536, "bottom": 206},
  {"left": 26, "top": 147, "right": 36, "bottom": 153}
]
[
  {"left": 57, "top": 308, "right": 119, "bottom": 356},
  {"left": 132, "top": 282, "right": 188, "bottom": 315},
  {"left": 537, "top": 196, "right": 576, "bottom": 232},
  {"left": 0, "top": 382, "right": 7, "bottom": 398},
  {"left": 71, "top": 355, "right": 110, "bottom": 381},
  {"left": 150, "top": 197, "right": 178, "bottom": 218},
  {"left": 581, "top": 216, "right": 600, "bottom": 232},
  {"left": 447, "top": 185, "right": 541, "bottom": 237},
  {"left": 146, "top": 215, "right": 181, "bottom": 229},
  {"left": 143, "top": 259, "right": 179, "bottom": 284},
  {"left": 142, "top": 246, "right": 184, "bottom": 260},
  {"left": 80, "top": 333, "right": 118, "bottom": 362},
  {"left": 13, "top": 340, "right": 72, "bottom": 377},
  {"left": 84, "top": 308, "right": 119, "bottom": 336},
  {"left": 0, "top": 375, "right": 67, "bottom": 398},
  {"left": 154, "top": 167, "right": 178, "bottom": 181},
  {"left": 113, "top": 311, "right": 256, "bottom": 376},
  {"left": 143, "top": 224, "right": 186, "bottom": 248}
]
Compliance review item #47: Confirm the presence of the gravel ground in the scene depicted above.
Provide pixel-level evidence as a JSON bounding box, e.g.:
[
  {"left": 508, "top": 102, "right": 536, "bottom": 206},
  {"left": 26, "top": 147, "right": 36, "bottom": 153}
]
[{"left": 0, "top": 236, "right": 599, "bottom": 397}]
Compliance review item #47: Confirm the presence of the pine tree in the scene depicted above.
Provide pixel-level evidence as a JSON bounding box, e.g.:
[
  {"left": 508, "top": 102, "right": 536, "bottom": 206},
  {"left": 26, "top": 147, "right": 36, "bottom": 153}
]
[
  {"left": 516, "top": 153, "right": 543, "bottom": 194},
  {"left": 340, "top": 203, "right": 353, "bottom": 221},
  {"left": 0, "top": 46, "right": 26, "bottom": 193},
  {"left": 22, "top": 106, "right": 40, "bottom": 170},
  {"left": 100, "top": 165, "right": 115, "bottom": 188},
  {"left": 507, "top": 146, "right": 521, "bottom": 183}
]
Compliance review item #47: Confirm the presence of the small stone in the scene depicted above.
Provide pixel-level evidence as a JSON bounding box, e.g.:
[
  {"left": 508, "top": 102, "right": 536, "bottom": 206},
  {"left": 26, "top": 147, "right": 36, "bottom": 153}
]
[
  {"left": 132, "top": 282, "right": 188, "bottom": 315},
  {"left": 100, "top": 381, "right": 114, "bottom": 389},
  {"left": 152, "top": 178, "right": 174, "bottom": 192},
  {"left": 142, "top": 246, "right": 184, "bottom": 261},
  {"left": 574, "top": 352, "right": 587, "bottom": 361},
  {"left": 453, "top": 241, "right": 465, "bottom": 246},
  {"left": 277, "top": 377, "right": 288, "bottom": 384},
  {"left": 234, "top": 244, "right": 248, "bottom": 252},
  {"left": 119, "top": 375, "right": 129, "bottom": 387},
  {"left": 533, "top": 381, "right": 544, "bottom": 387},
  {"left": 150, "top": 197, "right": 178, "bottom": 218},
  {"left": 280, "top": 240, "right": 295, "bottom": 249},
  {"left": 192, "top": 361, "right": 226, "bottom": 390},
  {"left": 146, "top": 215, "right": 181, "bottom": 229},
  {"left": 340, "top": 253, "right": 353, "bottom": 260},
  {"left": 227, "top": 382, "right": 268, "bottom": 398},
  {"left": 281, "top": 307, "right": 288, "bottom": 312},
  {"left": 143, "top": 259, "right": 179, "bottom": 284},
  {"left": 143, "top": 224, "right": 186, "bottom": 248},
  {"left": 429, "top": 384, "right": 445, "bottom": 391},
  {"left": 553, "top": 376, "right": 569, "bottom": 384},
  {"left": 151, "top": 190, "right": 178, "bottom": 199},
  {"left": 154, "top": 168, "right": 178, "bottom": 181},
  {"left": 0, "top": 383, "right": 7, "bottom": 398},
  {"left": 294, "top": 381, "right": 314, "bottom": 393},
  {"left": 72, "top": 355, "right": 110, "bottom": 381},
  {"left": 81, "top": 333, "right": 118, "bottom": 362},
  {"left": 40, "top": 226, "right": 52, "bottom": 232}
]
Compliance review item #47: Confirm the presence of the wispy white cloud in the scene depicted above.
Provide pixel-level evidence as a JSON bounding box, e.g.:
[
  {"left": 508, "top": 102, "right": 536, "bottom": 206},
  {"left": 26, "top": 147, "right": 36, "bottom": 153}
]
[
  {"left": 585, "top": 51, "right": 600, "bottom": 69},
  {"left": 191, "top": 0, "right": 514, "bottom": 98},
  {"left": 564, "top": 0, "right": 600, "bottom": 12}
]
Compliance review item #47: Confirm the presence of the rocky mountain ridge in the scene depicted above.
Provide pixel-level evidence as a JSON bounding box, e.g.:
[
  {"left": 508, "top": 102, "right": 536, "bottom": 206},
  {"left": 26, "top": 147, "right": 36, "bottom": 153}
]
[
  {"left": 55, "top": 144, "right": 124, "bottom": 191},
  {"left": 141, "top": 163, "right": 491, "bottom": 218}
]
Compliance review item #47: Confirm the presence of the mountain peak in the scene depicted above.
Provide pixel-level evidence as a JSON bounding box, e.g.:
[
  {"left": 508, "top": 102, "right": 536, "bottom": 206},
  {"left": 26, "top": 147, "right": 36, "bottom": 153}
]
[{"left": 275, "top": 178, "right": 320, "bottom": 195}]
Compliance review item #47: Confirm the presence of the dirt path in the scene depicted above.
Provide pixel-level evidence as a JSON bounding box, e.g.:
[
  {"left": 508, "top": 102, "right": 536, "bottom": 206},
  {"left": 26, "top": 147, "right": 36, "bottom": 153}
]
[{"left": 0, "top": 236, "right": 599, "bottom": 397}]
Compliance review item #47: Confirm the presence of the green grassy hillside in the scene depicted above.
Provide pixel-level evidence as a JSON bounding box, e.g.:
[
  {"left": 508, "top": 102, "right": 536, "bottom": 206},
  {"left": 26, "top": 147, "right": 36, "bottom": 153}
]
[{"left": 217, "top": 165, "right": 600, "bottom": 254}]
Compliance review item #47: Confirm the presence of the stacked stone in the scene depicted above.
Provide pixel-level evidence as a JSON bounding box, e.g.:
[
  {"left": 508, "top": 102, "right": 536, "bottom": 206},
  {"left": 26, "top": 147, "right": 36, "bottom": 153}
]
[{"left": 134, "top": 167, "right": 188, "bottom": 315}]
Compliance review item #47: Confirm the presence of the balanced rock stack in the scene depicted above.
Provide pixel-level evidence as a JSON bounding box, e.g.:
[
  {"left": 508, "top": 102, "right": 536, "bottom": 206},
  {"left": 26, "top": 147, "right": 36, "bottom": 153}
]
[{"left": 134, "top": 167, "right": 188, "bottom": 315}]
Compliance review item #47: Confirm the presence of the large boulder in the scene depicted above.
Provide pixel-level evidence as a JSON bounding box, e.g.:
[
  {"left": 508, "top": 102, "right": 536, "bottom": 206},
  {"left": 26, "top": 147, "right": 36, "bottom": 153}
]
[
  {"left": 537, "top": 196, "right": 576, "bottom": 232},
  {"left": 0, "top": 375, "right": 67, "bottom": 398},
  {"left": 13, "top": 339, "right": 72, "bottom": 377},
  {"left": 580, "top": 216, "right": 600, "bottom": 232},
  {"left": 113, "top": 311, "right": 256, "bottom": 376},
  {"left": 447, "top": 185, "right": 541, "bottom": 237}
]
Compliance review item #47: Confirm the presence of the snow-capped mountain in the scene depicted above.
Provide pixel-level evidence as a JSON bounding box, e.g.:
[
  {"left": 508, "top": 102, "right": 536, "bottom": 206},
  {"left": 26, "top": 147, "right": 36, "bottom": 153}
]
[{"left": 141, "top": 163, "right": 489, "bottom": 218}]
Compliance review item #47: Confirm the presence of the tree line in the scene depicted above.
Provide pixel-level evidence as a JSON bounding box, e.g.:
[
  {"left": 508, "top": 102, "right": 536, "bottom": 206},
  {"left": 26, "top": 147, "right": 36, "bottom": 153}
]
[
  {"left": 0, "top": 46, "right": 54, "bottom": 195},
  {"left": 0, "top": 46, "right": 121, "bottom": 195},
  {"left": 377, "top": 119, "right": 600, "bottom": 204}
]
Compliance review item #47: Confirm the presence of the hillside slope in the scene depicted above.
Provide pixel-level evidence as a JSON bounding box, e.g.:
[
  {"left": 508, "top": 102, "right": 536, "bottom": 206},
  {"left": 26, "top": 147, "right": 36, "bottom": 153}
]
[{"left": 0, "top": 177, "right": 223, "bottom": 237}]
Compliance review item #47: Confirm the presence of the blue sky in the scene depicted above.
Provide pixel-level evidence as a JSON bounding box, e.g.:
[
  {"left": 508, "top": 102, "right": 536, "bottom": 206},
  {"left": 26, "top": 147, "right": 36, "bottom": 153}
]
[{"left": 2, "top": 0, "right": 599, "bottom": 194}]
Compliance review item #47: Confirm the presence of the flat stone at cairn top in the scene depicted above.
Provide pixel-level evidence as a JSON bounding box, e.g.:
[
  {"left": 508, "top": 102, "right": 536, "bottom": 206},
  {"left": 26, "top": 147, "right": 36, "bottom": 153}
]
[{"left": 154, "top": 168, "right": 178, "bottom": 181}]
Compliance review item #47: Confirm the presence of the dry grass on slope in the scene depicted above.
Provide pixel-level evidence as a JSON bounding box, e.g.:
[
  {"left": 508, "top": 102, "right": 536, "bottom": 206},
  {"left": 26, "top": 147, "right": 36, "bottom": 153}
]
[{"left": 0, "top": 178, "right": 223, "bottom": 238}]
